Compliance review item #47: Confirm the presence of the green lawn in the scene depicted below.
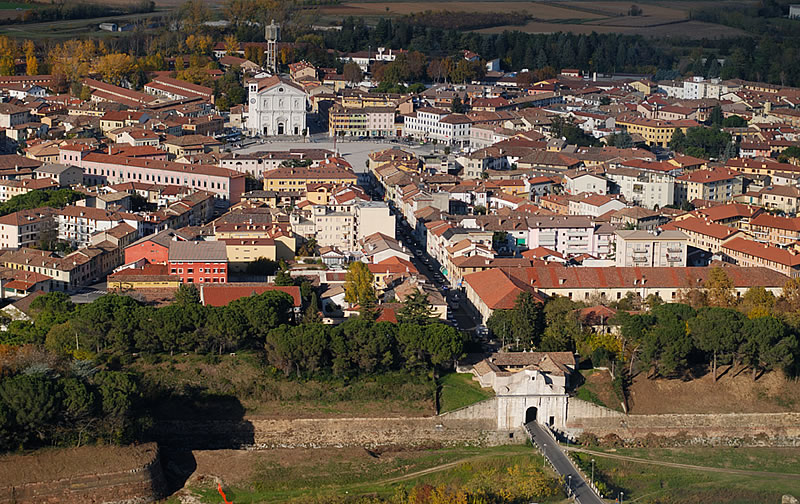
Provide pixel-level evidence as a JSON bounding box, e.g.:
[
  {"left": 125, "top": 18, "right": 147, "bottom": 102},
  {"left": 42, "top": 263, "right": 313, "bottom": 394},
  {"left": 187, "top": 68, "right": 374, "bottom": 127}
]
[
  {"left": 170, "top": 445, "right": 565, "bottom": 504},
  {"left": 575, "top": 446, "right": 800, "bottom": 503},
  {"left": 437, "top": 372, "right": 493, "bottom": 413}
]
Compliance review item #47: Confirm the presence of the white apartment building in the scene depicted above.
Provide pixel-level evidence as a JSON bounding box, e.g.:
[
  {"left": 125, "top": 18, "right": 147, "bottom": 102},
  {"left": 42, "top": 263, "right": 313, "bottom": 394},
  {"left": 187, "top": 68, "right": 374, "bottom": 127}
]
[
  {"left": 57, "top": 207, "right": 140, "bottom": 248},
  {"left": 606, "top": 167, "right": 675, "bottom": 210},
  {"left": 526, "top": 216, "right": 597, "bottom": 257},
  {"left": 310, "top": 200, "right": 394, "bottom": 250},
  {"left": 615, "top": 229, "right": 688, "bottom": 267},
  {"left": 564, "top": 171, "right": 607, "bottom": 195},
  {"left": 245, "top": 75, "right": 308, "bottom": 137},
  {"left": 567, "top": 193, "right": 626, "bottom": 217},
  {"left": 403, "top": 108, "right": 471, "bottom": 147}
]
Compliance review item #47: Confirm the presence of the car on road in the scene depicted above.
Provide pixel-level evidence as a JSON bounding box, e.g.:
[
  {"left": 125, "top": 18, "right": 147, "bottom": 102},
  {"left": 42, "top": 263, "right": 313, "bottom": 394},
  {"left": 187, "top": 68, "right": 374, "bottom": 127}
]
[{"left": 414, "top": 250, "right": 423, "bottom": 256}]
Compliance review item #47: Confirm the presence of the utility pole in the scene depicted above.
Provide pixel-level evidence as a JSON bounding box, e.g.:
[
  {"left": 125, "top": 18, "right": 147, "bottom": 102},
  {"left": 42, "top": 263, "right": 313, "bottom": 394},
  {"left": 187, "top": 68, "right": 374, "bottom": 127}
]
[{"left": 591, "top": 458, "right": 595, "bottom": 488}]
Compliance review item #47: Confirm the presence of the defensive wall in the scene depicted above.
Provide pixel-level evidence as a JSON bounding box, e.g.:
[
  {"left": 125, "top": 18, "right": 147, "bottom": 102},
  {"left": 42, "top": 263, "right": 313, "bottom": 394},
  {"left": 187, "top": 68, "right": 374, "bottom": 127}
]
[
  {"left": 0, "top": 442, "right": 166, "bottom": 504},
  {"left": 438, "top": 396, "right": 800, "bottom": 447},
  {"left": 154, "top": 415, "right": 524, "bottom": 449},
  {"left": 567, "top": 411, "right": 800, "bottom": 446}
]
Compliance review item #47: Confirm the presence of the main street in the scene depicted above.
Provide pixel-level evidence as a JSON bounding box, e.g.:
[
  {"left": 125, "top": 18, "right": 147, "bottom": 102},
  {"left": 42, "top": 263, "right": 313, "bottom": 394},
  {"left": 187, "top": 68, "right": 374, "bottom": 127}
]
[{"left": 526, "top": 422, "right": 606, "bottom": 504}]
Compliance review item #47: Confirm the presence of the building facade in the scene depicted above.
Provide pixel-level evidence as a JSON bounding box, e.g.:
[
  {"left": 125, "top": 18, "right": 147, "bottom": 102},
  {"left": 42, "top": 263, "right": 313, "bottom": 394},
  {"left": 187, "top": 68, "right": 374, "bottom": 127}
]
[{"left": 245, "top": 76, "right": 308, "bottom": 137}]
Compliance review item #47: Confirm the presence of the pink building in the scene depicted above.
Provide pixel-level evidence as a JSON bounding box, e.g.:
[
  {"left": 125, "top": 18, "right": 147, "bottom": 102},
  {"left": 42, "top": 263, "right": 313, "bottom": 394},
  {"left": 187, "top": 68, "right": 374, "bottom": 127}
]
[{"left": 60, "top": 148, "right": 245, "bottom": 206}]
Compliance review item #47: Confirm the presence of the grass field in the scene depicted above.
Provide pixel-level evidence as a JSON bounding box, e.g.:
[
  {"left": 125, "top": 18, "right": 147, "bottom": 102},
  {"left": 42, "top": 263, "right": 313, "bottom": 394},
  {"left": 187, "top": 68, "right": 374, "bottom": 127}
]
[
  {"left": 0, "top": 10, "right": 163, "bottom": 39},
  {"left": 573, "top": 446, "right": 800, "bottom": 503},
  {"left": 437, "top": 372, "right": 493, "bottom": 413},
  {"left": 320, "top": 0, "right": 752, "bottom": 38},
  {"left": 161, "top": 444, "right": 565, "bottom": 504}
]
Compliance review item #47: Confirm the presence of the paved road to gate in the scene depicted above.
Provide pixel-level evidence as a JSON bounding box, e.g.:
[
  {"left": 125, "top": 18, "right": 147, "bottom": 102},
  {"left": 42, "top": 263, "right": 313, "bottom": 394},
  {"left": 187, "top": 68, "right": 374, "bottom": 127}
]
[{"left": 525, "top": 422, "right": 606, "bottom": 504}]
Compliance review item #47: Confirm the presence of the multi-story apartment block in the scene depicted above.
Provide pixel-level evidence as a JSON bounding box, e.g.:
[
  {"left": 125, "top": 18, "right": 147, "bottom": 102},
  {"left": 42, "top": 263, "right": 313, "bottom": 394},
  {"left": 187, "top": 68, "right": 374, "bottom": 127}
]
[
  {"left": 616, "top": 116, "right": 697, "bottom": 148},
  {"left": 614, "top": 229, "right": 688, "bottom": 267},
  {"left": 167, "top": 241, "right": 228, "bottom": 284},
  {"left": 308, "top": 200, "right": 394, "bottom": 251},
  {"left": 606, "top": 167, "right": 675, "bottom": 210},
  {"left": 526, "top": 216, "right": 597, "bottom": 257},
  {"left": 56, "top": 206, "right": 140, "bottom": 248},
  {"left": 60, "top": 148, "right": 246, "bottom": 206},
  {"left": 748, "top": 213, "right": 800, "bottom": 245},
  {"left": 328, "top": 104, "right": 395, "bottom": 137},
  {"left": 661, "top": 217, "right": 742, "bottom": 254},
  {"left": 402, "top": 108, "right": 471, "bottom": 147},
  {"left": 0, "top": 208, "right": 58, "bottom": 250},
  {"left": 722, "top": 237, "right": 800, "bottom": 278},
  {"left": 262, "top": 159, "right": 357, "bottom": 191},
  {"left": 563, "top": 170, "right": 607, "bottom": 195},
  {"left": 567, "top": 193, "right": 626, "bottom": 217},
  {"left": 0, "top": 103, "right": 31, "bottom": 129},
  {"left": 675, "top": 167, "right": 743, "bottom": 205}
]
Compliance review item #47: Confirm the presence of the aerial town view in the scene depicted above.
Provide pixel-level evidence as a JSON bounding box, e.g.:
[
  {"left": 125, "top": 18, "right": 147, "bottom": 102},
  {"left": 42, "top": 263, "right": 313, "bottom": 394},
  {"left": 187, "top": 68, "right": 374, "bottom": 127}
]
[{"left": 1, "top": 0, "right": 800, "bottom": 502}]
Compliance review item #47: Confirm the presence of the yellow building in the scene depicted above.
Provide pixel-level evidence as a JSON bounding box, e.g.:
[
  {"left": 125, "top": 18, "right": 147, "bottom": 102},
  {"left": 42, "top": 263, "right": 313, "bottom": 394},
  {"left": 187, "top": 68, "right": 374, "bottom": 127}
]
[
  {"left": 107, "top": 264, "right": 181, "bottom": 290},
  {"left": 368, "top": 147, "right": 419, "bottom": 173},
  {"left": 616, "top": 117, "right": 698, "bottom": 147},
  {"left": 222, "top": 238, "right": 277, "bottom": 272},
  {"left": 262, "top": 160, "right": 357, "bottom": 191}
]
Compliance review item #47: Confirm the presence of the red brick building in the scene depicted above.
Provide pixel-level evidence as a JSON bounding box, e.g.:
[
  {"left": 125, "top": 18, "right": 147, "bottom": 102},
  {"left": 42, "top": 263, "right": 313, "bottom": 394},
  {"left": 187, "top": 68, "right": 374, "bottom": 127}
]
[
  {"left": 167, "top": 240, "right": 227, "bottom": 284},
  {"left": 124, "top": 228, "right": 189, "bottom": 266}
]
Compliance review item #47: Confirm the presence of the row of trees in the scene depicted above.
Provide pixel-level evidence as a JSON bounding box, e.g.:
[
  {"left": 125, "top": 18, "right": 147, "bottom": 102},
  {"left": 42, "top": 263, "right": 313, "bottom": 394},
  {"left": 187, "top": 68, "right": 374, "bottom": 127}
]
[
  {"left": 0, "top": 188, "right": 83, "bottom": 217},
  {"left": 266, "top": 318, "right": 465, "bottom": 378},
  {"left": 326, "top": 18, "right": 670, "bottom": 75},
  {"left": 4, "top": 288, "right": 296, "bottom": 357},
  {"left": 616, "top": 304, "right": 796, "bottom": 380}
]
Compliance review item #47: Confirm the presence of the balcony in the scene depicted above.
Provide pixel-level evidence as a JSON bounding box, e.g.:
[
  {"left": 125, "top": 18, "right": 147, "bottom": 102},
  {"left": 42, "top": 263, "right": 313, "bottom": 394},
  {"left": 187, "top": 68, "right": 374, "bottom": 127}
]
[{"left": 632, "top": 256, "right": 649, "bottom": 263}]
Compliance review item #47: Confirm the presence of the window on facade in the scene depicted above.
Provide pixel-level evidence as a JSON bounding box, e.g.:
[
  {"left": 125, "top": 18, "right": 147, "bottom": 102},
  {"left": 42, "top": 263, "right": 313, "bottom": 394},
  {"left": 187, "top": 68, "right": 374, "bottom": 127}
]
[{"left": 187, "top": 268, "right": 193, "bottom": 273}]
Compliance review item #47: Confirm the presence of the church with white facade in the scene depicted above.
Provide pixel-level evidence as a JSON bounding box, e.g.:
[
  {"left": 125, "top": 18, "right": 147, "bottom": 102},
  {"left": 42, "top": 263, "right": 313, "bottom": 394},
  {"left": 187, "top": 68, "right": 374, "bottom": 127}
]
[{"left": 245, "top": 75, "right": 308, "bottom": 137}]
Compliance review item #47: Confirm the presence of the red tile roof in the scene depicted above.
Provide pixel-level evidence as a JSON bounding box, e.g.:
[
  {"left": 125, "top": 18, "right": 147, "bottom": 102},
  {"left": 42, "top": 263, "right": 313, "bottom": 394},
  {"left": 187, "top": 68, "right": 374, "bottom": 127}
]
[
  {"left": 662, "top": 217, "right": 740, "bottom": 240},
  {"left": 200, "top": 284, "right": 301, "bottom": 307},
  {"left": 677, "top": 167, "right": 741, "bottom": 184},
  {"left": 722, "top": 237, "right": 800, "bottom": 267},
  {"left": 464, "top": 268, "right": 545, "bottom": 310}
]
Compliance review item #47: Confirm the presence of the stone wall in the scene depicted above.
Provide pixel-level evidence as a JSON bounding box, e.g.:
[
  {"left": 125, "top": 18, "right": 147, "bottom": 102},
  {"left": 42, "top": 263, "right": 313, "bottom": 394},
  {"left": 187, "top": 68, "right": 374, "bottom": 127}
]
[
  {"left": 155, "top": 415, "right": 524, "bottom": 450},
  {"left": 438, "top": 397, "right": 497, "bottom": 421},
  {"left": 567, "top": 412, "right": 800, "bottom": 446},
  {"left": 567, "top": 398, "right": 625, "bottom": 421},
  {"left": 0, "top": 443, "right": 167, "bottom": 504}
]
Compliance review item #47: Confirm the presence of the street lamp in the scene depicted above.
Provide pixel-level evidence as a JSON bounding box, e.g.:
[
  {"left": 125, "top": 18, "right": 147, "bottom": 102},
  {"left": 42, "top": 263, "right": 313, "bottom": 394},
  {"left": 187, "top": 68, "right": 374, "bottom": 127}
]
[
  {"left": 542, "top": 444, "right": 547, "bottom": 467},
  {"left": 567, "top": 474, "right": 572, "bottom": 495},
  {"left": 591, "top": 458, "right": 595, "bottom": 488},
  {"left": 620, "top": 491, "right": 624, "bottom": 503}
]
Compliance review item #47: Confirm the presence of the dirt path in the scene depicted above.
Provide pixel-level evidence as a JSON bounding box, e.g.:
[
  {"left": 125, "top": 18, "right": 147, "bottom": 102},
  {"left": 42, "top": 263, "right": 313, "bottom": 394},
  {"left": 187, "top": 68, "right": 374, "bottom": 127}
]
[{"left": 565, "top": 446, "right": 800, "bottom": 480}]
